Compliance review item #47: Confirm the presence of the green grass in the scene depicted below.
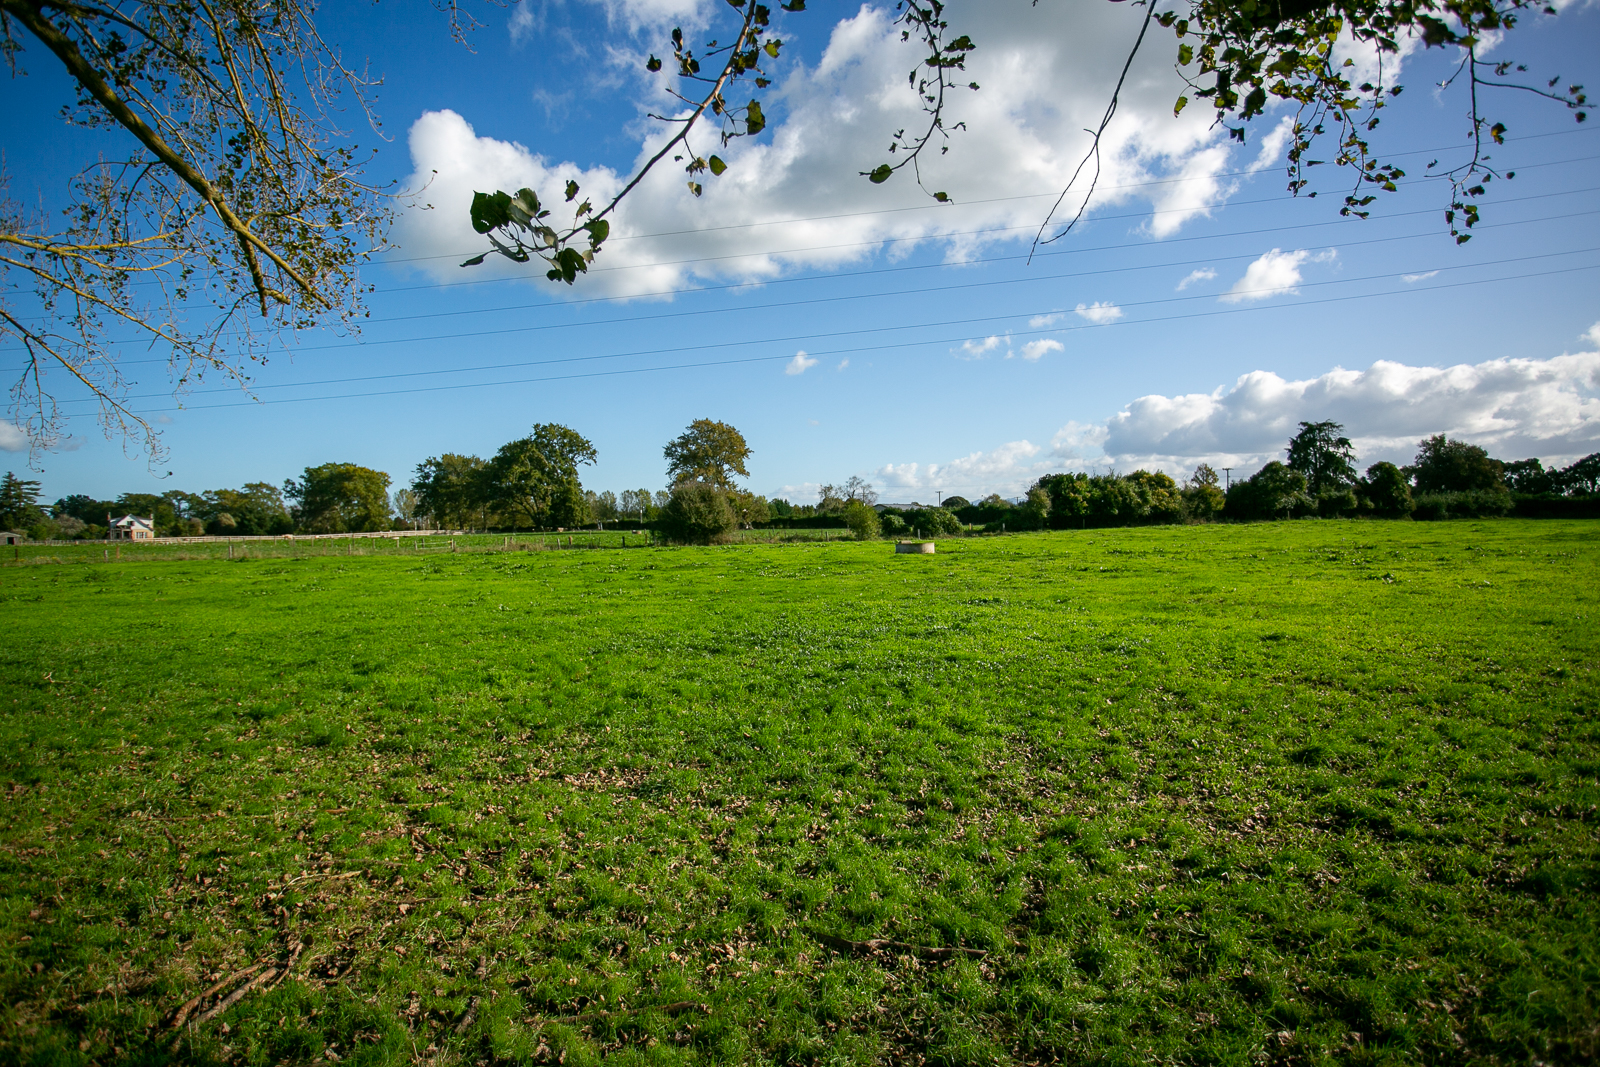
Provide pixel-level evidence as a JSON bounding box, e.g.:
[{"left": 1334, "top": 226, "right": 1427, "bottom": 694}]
[{"left": 1, "top": 520, "right": 1597, "bottom": 1065}]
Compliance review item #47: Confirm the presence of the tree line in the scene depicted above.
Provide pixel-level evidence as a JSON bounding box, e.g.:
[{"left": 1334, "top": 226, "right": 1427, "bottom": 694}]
[{"left": 5, "top": 418, "right": 1596, "bottom": 542}]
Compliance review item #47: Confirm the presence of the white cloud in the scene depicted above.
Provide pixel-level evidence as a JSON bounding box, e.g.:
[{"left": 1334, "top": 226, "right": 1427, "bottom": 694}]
[
  {"left": 1176, "top": 268, "right": 1216, "bottom": 291},
  {"left": 785, "top": 350, "right": 819, "bottom": 375},
  {"left": 1220, "top": 248, "right": 1335, "bottom": 304},
  {"left": 866, "top": 344, "right": 1600, "bottom": 495},
  {"left": 1020, "top": 338, "right": 1064, "bottom": 362},
  {"left": 1074, "top": 301, "right": 1123, "bottom": 324},
  {"left": 957, "top": 335, "right": 1006, "bottom": 360},
  {"left": 877, "top": 440, "right": 1045, "bottom": 497},
  {"left": 1097, "top": 351, "right": 1600, "bottom": 472},
  {"left": 395, "top": 1, "right": 1359, "bottom": 296},
  {"left": 0, "top": 422, "right": 27, "bottom": 452},
  {"left": 1401, "top": 270, "right": 1439, "bottom": 284},
  {"left": 1028, "top": 312, "right": 1065, "bottom": 329},
  {"left": 1583, "top": 321, "right": 1600, "bottom": 348},
  {"left": 836, "top": 358, "right": 850, "bottom": 371}
]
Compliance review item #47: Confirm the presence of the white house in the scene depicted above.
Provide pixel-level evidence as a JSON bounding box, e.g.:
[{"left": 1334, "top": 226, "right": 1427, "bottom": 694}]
[{"left": 109, "top": 515, "right": 155, "bottom": 540}]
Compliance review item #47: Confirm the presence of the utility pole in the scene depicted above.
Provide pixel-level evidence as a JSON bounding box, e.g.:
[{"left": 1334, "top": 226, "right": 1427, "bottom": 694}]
[{"left": 1222, "top": 467, "right": 1233, "bottom": 490}]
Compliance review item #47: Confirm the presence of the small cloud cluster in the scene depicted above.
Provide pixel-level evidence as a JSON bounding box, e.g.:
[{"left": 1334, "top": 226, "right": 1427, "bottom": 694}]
[
  {"left": 785, "top": 350, "right": 819, "bottom": 375},
  {"left": 1220, "top": 248, "right": 1336, "bottom": 304},
  {"left": 1074, "top": 301, "right": 1123, "bottom": 324}
]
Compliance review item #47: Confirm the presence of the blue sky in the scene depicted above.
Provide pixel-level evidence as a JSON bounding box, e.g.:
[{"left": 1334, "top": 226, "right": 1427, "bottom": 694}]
[{"left": 3, "top": 0, "right": 1598, "bottom": 505}]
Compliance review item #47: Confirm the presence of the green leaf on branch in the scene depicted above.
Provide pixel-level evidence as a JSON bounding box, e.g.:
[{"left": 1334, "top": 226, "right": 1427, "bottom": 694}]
[
  {"left": 708, "top": 155, "right": 727, "bottom": 175},
  {"left": 745, "top": 99, "right": 766, "bottom": 135},
  {"left": 565, "top": 180, "right": 580, "bottom": 202},
  {"left": 646, "top": 55, "right": 662, "bottom": 72},
  {"left": 469, "top": 190, "right": 512, "bottom": 234},
  {"left": 1178, "top": 43, "right": 1194, "bottom": 66},
  {"left": 583, "top": 219, "right": 610, "bottom": 247},
  {"left": 460, "top": 252, "right": 488, "bottom": 267},
  {"left": 546, "top": 246, "right": 589, "bottom": 284},
  {"left": 765, "top": 39, "right": 781, "bottom": 58},
  {"left": 867, "top": 164, "right": 892, "bottom": 184},
  {"left": 688, "top": 181, "right": 703, "bottom": 196},
  {"left": 1173, "top": 95, "right": 1189, "bottom": 116}
]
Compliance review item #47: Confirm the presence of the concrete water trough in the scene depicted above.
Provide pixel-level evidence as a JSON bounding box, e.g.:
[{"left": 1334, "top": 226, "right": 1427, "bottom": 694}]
[{"left": 895, "top": 541, "right": 936, "bottom": 554}]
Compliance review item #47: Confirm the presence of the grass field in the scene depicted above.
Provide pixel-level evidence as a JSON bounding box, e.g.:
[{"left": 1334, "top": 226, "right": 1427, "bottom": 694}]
[{"left": 1, "top": 520, "right": 1597, "bottom": 1065}]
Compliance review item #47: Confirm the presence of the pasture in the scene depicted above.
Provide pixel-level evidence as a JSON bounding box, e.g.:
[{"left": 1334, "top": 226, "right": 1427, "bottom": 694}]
[{"left": 1, "top": 520, "right": 1596, "bottom": 1065}]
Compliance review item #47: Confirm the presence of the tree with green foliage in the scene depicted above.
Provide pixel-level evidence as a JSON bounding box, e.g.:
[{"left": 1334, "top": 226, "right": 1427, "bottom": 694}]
[
  {"left": 201, "top": 483, "right": 292, "bottom": 536},
  {"left": 0, "top": 472, "right": 46, "bottom": 531},
  {"left": 482, "top": 424, "right": 597, "bottom": 530},
  {"left": 412, "top": 454, "right": 488, "bottom": 531},
  {"left": 1407, "top": 434, "right": 1505, "bottom": 493},
  {"left": 664, "top": 419, "right": 751, "bottom": 490},
  {"left": 843, "top": 501, "right": 882, "bottom": 540},
  {"left": 1227, "top": 461, "right": 1311, "bottom": 521},
  {"left": 285, "top": 463, "right": 392, "bottom": 533},
  {"left": 1286, "top": 420, "right": 1358, "bottom": 496},
  {"left": 659, "top": 481, "right": 736, "bottom": 544},
  {"left": 1183, "top": 464, "right": 1226, "bottom": 520},
  {"left": 620, "top": 489, "right": 653, "bottom": 523},
  {"left": 1360, "top": 461, "right": 1414, "bottom": 517}
]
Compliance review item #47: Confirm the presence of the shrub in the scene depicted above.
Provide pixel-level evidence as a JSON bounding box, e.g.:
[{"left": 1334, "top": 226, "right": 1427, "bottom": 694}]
[
  {"left": 1316, "top": 488, "right": 1359, "bottom": 517},
  {"left": 843, "top": 502, "right": 882, "bottom": 540},
  {"left": 1360, "top": 462, "right": 1413, "bottom": 518},
  {"left": 1226, "top": 462, "right": 1312, "bottom": 521},
  {"left": 880, "top": 512, "right": 907, "bottom": 537},
  {"left": 659, "top": 482, "right": 736, "bottom": 543},
  {"left": 1412, "top": 489, "right": 1512, "bottom": 521},
  {"left": 910, "top": 506, "right": 961, "bottom": 536}
]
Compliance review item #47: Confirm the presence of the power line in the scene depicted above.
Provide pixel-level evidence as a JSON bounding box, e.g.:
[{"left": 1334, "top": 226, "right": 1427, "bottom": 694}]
[
  {"left": 60, "top": 254, "right": 1600, "bottom": 414},
  {"left": 10, "top": 195, "right": 1596, "bottom": 369}
]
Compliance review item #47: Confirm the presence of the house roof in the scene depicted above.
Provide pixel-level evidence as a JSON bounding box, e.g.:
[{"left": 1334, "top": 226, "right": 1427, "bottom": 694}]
[{"left": 110, "top": 515, "right": 154, "bottom": 529}]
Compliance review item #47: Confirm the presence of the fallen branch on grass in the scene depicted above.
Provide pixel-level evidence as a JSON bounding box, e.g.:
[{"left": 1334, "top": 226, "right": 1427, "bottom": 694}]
[
  {"left": 812, "top": 932, "right": 987, "bottom": 961},
  {"left": 194, "top": 967, "right": 278, "bottom": 1025},
  {"left": 167, "top": 964, "right": 263, "bottom": 1030},
  {"left": 454, "top": 995, "right": 482, "bottom": 1035}
]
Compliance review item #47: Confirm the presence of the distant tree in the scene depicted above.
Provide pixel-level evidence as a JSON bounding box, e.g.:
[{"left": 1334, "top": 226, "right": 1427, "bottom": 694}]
[
  {"left": 1183, "top": 464, "right": 1226, "bottom": 520},
  {"left": 767, "top": 497, "right": 795, "bottom": 519},
  {"left": 200, "top": 482, "right": 291, "bottom": 535},
  {"left": 1286, "top": 421, "right": 1358, "bottom": 496},
  {"left": 940, "top": 495, "right": 971, "bottom": 510},
  {"left": 843, "top": 500, "right": 882, "bottom": 540},
  {"left": 391, "top": 488, "right": 420, "bottom": 529},
  {"left": 0, "top": 472, "right": 46, "bottom": 530},
  {"left": 483, "top": 424, "right": 597, "bottom": 529},
  {"left": 664, "top": 419, "right": 751, "bottom": 489},
  {"left": 880, "top": 511, "right": 908, "bottom": 536},
  {"left": 1556, "top": 453, "right": 1600, "bottom": 495},
  {"left": 412, "top": 454, "right": 487, "bottom": 530},
  {"left": 653, "top": 489, "right": 671, "bottom": 511},
  {"left": 619, "top": 488, "right": 653, "bottom": 522},
  {"left": 587, "top": 489, "right": 620, "bottom": 524},
  {"left": 285, "top": 463, "right": 392, "bottom": 533},
  {"left": 1501, "top": 458, "right": 1553, "bottom": 495},
  {"left": 913, "top": 506, "right": 962, "bottom": 537},
  {"left": 816, "top": 484, "right": 846, "bottom": 514},
  {"left": 660, "top": 481, "right": 736, "bottom": 544},
  {"left": 1125, "top": 470, "right": 1184, "bottom": 523},
  {"left": 727, "top": 490, "right": 770, "bottom": 528},
  {"left": 1226, "top": 462, "right": 1311, "bottom": 520},
  {"left": 842, "top": 476, "right": 878, "bottom": 506},
  {"left": 1360, "top": 461, "right": 1414, "bottom": 517},
  {"left": 52, "top": 494, "right": 114, "bottom": 526},
  {"left": 1407, "top": 434, "right": 1505, "bottom": 493}
]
